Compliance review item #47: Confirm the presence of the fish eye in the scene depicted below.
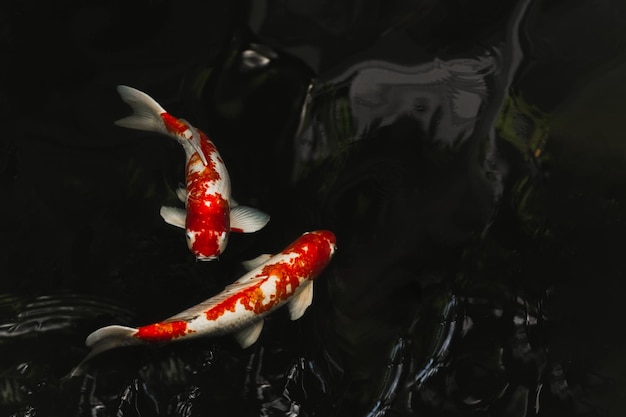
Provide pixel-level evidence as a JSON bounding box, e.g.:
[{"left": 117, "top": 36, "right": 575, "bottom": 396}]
[{"left": 186, "top": 231, "right": 194, "bottom": 241}]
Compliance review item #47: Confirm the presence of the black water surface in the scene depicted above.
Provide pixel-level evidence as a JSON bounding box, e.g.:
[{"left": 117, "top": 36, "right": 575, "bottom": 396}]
[{"left": 2, "top": 0, "right": 626, "bottom": 416}]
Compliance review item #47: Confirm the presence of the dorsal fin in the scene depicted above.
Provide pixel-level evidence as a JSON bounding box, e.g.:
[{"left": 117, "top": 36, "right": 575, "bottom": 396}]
[{"left": 179, "top": 119, "right": 209, "bottom": 166}]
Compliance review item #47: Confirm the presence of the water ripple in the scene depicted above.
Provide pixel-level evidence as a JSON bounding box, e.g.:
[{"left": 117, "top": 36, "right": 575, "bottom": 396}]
[{"left": 0, "top": 292, "right": 134, "bottom": 340}]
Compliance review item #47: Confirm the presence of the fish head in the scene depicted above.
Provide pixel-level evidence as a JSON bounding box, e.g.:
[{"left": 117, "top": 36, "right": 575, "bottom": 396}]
[
  {"left": 308, "top": 230, "right": 337, "bottom": 255},
  {"left": 186, "top": 229, "right": 228, "bottom": 261}
]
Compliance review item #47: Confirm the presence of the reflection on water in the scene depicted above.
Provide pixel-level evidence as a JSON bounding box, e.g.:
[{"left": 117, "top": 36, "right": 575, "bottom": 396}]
[
  {"left": 294, "top": 52, "right": 498, "bottom": 174},
  {"left": 1, "top": 0, "right": 625, "bottom": 415}
]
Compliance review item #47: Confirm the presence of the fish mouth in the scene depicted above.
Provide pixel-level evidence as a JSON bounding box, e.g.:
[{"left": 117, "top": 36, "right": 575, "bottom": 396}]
[{"left": 196, "top": 255, "right": 218, "bottom": 262}]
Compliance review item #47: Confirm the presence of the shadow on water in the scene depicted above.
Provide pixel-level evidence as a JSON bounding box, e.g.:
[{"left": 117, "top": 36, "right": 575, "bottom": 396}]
[{"left": 1, "top": 0, "right": 626, "bottom": 415}]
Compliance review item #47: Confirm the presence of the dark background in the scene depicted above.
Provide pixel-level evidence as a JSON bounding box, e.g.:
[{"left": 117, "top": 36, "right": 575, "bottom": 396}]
[{"left": 1, "top": 0, "right": 626, "bottom": 416}]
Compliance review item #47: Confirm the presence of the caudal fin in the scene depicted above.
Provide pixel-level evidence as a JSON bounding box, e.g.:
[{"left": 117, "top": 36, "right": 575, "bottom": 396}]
[
  {"left": 113, "top": 85, "right": 210, "bottom": 166},
  {"left": 70, "top": 325, "right": 141, "bottom": 377},
  {"left": 85, "top": 324, "right": 138, "bottom": 347},
  {"left": 114, "top": 85, "right": 168, "bottom": 134}
]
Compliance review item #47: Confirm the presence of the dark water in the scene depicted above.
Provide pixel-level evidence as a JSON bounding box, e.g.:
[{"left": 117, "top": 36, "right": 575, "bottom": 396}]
[{"left": 2, "top": 0, "right": 626, "bottom": 416}]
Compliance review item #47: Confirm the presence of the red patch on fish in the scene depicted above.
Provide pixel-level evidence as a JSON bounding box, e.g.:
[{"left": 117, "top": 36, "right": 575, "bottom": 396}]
[
  {"left": 135, "top": 320, "right": 194, "bottom": 342},
  {"left": 186, "top": 192, "right": 230, "bottom": 258},
  {"left": 183, "top": 129, "right": 230, "bottom": 258},
  {"left": 160, "top": 112, "right": 189, "bottom": 136},
  {"left": 204, "top": 231, "right": 335, "bottom": 321}
]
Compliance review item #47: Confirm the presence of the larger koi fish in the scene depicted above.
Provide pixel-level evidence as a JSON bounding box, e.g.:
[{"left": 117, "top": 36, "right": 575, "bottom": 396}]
[
  {"left": 114, "top": 85, "right": 270, "bottom": 260},
  {"left": 78, "top": 230, "right": 336, "bottom": 366}
]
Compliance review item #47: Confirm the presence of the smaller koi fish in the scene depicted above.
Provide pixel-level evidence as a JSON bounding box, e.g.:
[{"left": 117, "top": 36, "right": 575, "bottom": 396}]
[
  {"left": 72, "top": 230, "right": 336, "bottom": 374},
  {"left": 114, "top": 85, "right": 270, "bottom": 260}
]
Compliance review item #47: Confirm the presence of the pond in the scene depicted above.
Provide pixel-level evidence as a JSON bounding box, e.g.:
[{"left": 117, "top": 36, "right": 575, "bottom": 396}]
[{"left": 1, "top": 1, "right": 625, "bottom": 416}]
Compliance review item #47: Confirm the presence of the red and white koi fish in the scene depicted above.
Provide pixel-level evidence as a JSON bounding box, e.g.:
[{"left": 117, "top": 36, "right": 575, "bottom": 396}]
[
  {"left": 114, "top": 85, "right": 270, "bottom": 260},
  {"left": 76, "top": 231, "right": 336, "bottom": 368}
]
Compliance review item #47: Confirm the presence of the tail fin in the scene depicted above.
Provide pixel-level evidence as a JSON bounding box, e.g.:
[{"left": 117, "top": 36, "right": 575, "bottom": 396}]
[
  {"left": 70, "top": 325, "right": 141, "bottom": 377},
  {"left": 85, "top": 324, "right": 138, "bottom": 347},
  {"left": 114, "top": 85, "right": 168, "bottom": 134}
]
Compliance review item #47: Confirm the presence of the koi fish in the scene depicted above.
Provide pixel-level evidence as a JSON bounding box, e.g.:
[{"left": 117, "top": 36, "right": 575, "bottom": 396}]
[
  {"left": 76, "top": 231, "right": 336, "bottom": 369},
  {"left": 114, "top": 85, "right": 270, "bottom": 260}
]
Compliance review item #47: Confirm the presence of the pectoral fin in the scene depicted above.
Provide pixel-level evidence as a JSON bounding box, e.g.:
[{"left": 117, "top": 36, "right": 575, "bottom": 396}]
[
  {"left": 229, "top": 206, "right": 270, "bottom": 233},
  {"left": 175, "top": 187, "right": 187, "bottom": 204},
  {"left": 160, "top": 206, "right": 186, "bottom": 229},
  {"left": 241, "top": 254, "right": 273, "bottom": 271},
  {"left": 288, "top": 281, "right": 314, "bottom": 321},
  {"left": 234, "top": 320, "right": 264, "bottom": 349}
]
